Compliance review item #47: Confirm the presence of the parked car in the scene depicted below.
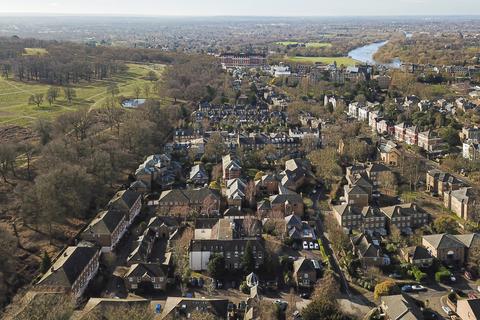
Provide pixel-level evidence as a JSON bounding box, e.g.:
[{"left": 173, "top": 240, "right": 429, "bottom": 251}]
[
  {"left": 468, "top": 292, "right": 479, "bottom": 299},
  {"left": 314, "top": 242, "right": 319, "bottom": 250},
  {"left": 412, "top": 285, "right": 427, "bottom": 292},
  {"left": 302, "top": 241, "right": 309, "bottom": 250},
  {"left": 155, "top": 304, "right": 161, "bottom": 314},
  {"left": 238, "top": 301, "right": 246, "bottom": 311},
  {"left": 216, "top": 280, "right": 223, "bottom": 289},
  {"left": 464, "top": 271, "right": 474, "bottom": 280},
  {"left": 401, "top": 285, "right": 413, "bottom": 293},
  {"left": 441, "top": 305, "right": 453, "bottom": 316},
  {"left": 450, "top": 276, "right": 457, "bottom": 283},
  {"left": 299, "top": 292, "right": 310, "bottom": 299},
  {"left": 388, "top": 273, "right": 402, "bottom": 279},
  {"left": 309, "top": 242, "right": 314, "bottom": 250}
]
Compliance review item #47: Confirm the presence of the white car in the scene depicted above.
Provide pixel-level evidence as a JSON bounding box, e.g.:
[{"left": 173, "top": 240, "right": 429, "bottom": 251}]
[
  {"left": 309, "top": 242, "right": 314, "bottom": 250},
  {"left": 302, "top": 241, "right": 309, "bottom": 250},
  {"left": 314, "top": 242, "right": 319, "bottom": 250},
  {"left": 411, "top": 285, "right": 426, "bottom": 292},
  {"left": 442, "top": 305, "right": 453, "bottom": 316}
]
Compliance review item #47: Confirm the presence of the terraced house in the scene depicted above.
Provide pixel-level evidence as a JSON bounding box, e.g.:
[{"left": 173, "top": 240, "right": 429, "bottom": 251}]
[
  {"left": 156, "top": 188, "right": 221, "bottom": 216},
  {"left": 380, "top": 203, "right": 428, "bottom": 234},
  {"left": 189, "top": 218, "right": 265, "bottom": 271},
  {"left": 36, "top": 246, "right": 100, "bottom": 299}
]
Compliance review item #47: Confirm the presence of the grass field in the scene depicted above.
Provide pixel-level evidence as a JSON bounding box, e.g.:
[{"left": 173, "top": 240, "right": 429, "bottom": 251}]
[
  {"left": 0, "top": 63, "right": 165, "bottom": 126},
  {"left": 276, "top": 41, "right": 332, "bottom": 48},
  {"left": 285, "top": 56, "right": 359, "bottom": 66},
  {"left": 23, "top": 48, "right": 49, "bottom": 56}
]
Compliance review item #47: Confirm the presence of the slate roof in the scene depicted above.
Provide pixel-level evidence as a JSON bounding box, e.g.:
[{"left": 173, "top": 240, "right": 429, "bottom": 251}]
[
  {"left": 38, "top": 246, "right": 98, "bottom": 288},
  {"left": 108, "top": 189, "right": 141, "bottom": 212},
  {"left": 82, "top": 209, "right": 124, "bottom": 236},
  {"left": 381, "top": 294, "right": 424, "bottom": 320},
  {"left": 422, "top": 234, "right": 466, "bottom": 250},
  {"left": 403, "top": 246, "right": 432, "bottom": 261},
  {"left": 124, "top": 263, "right": 167, "bottom": 278},
  {"left": 160, "top": 297, "right": 229, "bottom": 320}
]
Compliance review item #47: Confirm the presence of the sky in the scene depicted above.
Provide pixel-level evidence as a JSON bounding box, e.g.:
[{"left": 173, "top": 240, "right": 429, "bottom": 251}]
[{"left": 0, "top": 0, "right": 479, "bottom": 16}]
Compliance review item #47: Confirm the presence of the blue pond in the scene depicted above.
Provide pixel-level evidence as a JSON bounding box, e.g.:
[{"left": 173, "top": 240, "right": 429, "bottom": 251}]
[{"left": 121, "top": 98, "right": 146, "bottom": 108}]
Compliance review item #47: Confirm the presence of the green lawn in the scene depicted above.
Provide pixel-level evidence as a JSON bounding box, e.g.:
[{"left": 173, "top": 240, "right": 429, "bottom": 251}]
[
  {"left": 0, "top": 63, "right": 165, "bottom": 126},
  {"left": 275, "top": 41, "right": 332, "bottom": 48},
  {"left": 284, "top": 56, "right": 359, "bottom": 66},
  {"left": 23, "top": 48, "right": 49, "bottom": 56}
]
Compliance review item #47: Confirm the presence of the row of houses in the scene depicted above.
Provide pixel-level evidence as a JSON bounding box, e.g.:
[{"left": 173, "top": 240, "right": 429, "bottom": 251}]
[
  {"left": 333, "top": 203, "right": 429, "bottom": 236},
  {"left": 36, "top": 188, "right": 143, "bottom": 299}
]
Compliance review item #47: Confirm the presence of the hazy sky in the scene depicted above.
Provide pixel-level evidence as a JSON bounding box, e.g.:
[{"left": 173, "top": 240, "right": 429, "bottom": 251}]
[{"left": 1, "top": 0, "right": 479, "bottom": 16}]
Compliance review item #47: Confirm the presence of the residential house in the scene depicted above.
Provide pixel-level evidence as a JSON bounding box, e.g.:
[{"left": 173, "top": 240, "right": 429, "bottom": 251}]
[
  {"left": 135, "top": 154, "right": 177, "bottom": 189},
  {"left": 381, "top": 203, "right": 428, "bottom": 234},
  {"left": 378, "top": 140, "right": 401, "bottom": 166},
  {"left": 254, "top": 173, "right": 279, "bottom": 195},
  {"left": 293, "top": 257, "right": 317, "bottom": 288},
  {"left": 189, "top": 238, "right": 265, "bottom": 271},
  {"left": 280, "top": 158, "right": 313, "bottom": 191},
  {"left": 156, "top": 188, "right": 221, "bottom": 216},
  {"left": 36, "top": 246, "right": 100, "bottom": 298},
  {"left": 461, "top": 127, "right": 480, "bottom": 141},
  {"left": 380, "top": 294, "right": 424, "bottom": 320},
  {"left": 463, "top": 140, "right": 480, "bottom": 161},
  {"left": 404, "top": 125, "right": 419, "bottom": 145},
  {"left": 222, "top": 154, "right": 242, "bottom": 180},
  {"left": 401, "top": 246, "right": 434, "bottom": 268},
  {"left": 80, "top": 209, "right": 128, "bottom": 252},
  {"left": 147, "top": 216, "right": 180, "bottom": 239},
  {"left": 444, "top": 187, "right": 476, "bottom": 221},
  {"left": 394, "top": 123, "right": 407, "bottom": 142},
  {"left": 189, "top": 164, "right": 209, "bottom": 186},
  {"left": 266, "top": 192, "right": 304, "bottom": 217},
  {"left": 422, "top": 233, "right": 469, "bottom": 265},
  {"left": 107, "top": 189, "right": 142, "bottom": 226},
  {"left": 351, "top": 233, "right": 389, "bottom": 267},
  {"left": 189, "top": 218, "right": 265, "bottom": 271},
  {"left": 124, "top": 263, "right": 169, "bottom": 291},
  {"left": 457, "top": 298, "right": 480, "bottom": 320},
  {"left": 426, "top": 169, "right": 464, "bottom": 197},
  {"left": 344, "top": 183, "right": 370, "bottom": 207},
  {"left": 284, "top": 214, "right": 316, "bottom": 242},
  {"left": 418, "top": 130, "right": 445, "bottom": 153},
  {"left": 160, "top": 297, "right": 229, "bottom": 320},
  {"left": 374, "top": 74, "right": 391, "bottom": 90},
  {"left": 225, "top": 178, "right": 247, "bottom": 207}
]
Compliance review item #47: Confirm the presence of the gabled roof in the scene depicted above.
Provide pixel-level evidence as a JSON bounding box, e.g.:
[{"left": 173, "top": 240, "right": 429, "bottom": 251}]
[
  {"left": 124, "top": 263, "right": 167, "bottom": 278},
  {"left": 403, "top": 246, "right": 432, "bottom": 261},
  {"left": 422, "top": 234, "right": 465, "bottom": 250},
  {"left": 293, "top": 257, "right": 315, "bottom": 274},
  {"left": 83, "top": 209, "right": 124, "bottom": 236},
  {"left": 381, "top": 203, "right": 419, "bottom": 219},
  {"left": 38, "top": 246, "right": 98, "bottom": 288},
  {"left": 108, "top": 189, "right": 141, "bottom": 212},
  {"left": 381, "top": 294, "right": 424, "bottom": 320},
  {"left": 160, "top": 297, "right": 229, "bottom": 320}
]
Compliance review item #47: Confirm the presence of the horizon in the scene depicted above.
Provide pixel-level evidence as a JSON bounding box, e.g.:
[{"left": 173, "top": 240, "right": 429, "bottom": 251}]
[{"left": 1, "top": 0, "right": 480, "bottom": 17}]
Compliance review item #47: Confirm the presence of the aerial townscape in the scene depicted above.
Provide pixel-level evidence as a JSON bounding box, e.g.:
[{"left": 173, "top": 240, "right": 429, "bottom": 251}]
[{"left": 2, "top": 2, "right": 480, "bottom": 320}]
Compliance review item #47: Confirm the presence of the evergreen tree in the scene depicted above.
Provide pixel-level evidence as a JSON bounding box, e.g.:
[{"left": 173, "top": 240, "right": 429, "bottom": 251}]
[
  {"left": 242, "top": 241, "right": 255, "bottom": 274},
  {"left": 41, "top": 251, "right": 52, "bottom": 273}
]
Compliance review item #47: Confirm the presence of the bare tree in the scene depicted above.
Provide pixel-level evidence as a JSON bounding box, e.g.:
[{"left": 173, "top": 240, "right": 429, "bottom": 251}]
[{"left": 28, "top": 93, "right": 44, "bottom": 108}]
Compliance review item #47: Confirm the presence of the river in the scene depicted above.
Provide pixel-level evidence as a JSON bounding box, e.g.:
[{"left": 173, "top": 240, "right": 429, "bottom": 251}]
[{"left": 348, "top": 40, "right": 402, "bottom": 68}]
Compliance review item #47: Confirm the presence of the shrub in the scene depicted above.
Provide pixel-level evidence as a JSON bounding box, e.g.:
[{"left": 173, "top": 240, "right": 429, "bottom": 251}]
[
  {"left": 435, "top": 267, "right": 451, "bottom": 283},
  {"left": 374, "top": 280, "right": 398, "bottom": 300},
  {"left": 240, "top": 281, "right": 249, "bottom": 294},
  {"left": 409, "top": 266, "right": 427, "bottom": 282}
]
